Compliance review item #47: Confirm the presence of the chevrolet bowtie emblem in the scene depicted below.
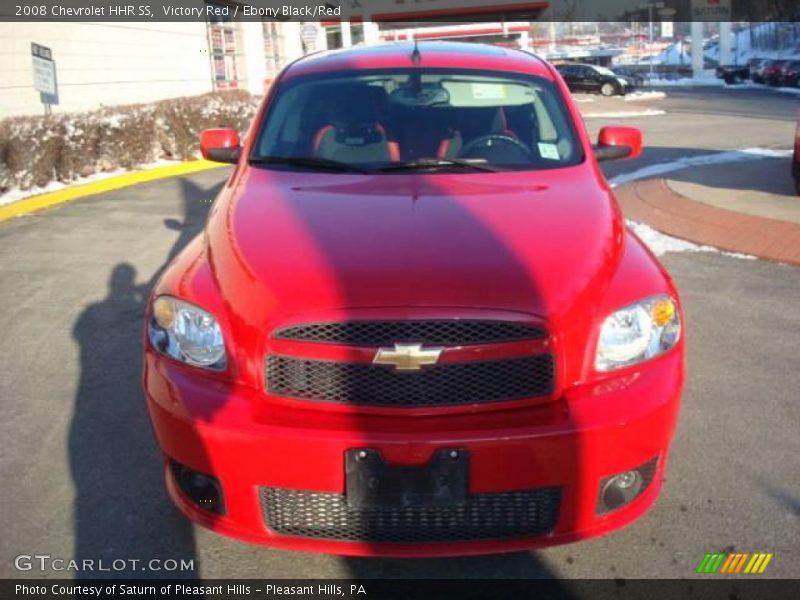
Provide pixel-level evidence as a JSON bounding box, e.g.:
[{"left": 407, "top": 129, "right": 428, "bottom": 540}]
[{"left": 373, "top": 343, "right": 444, "bottom": 371}]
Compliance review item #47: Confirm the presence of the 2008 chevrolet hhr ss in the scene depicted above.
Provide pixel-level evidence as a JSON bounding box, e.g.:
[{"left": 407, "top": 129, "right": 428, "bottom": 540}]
[{"left": 143, "top": 42, "right": 684, "bottom": 556}]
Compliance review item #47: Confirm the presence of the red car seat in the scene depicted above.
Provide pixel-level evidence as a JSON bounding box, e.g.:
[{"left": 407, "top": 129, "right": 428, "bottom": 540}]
[{"left": 312, "top": 85, "right": 399, "bottom": 163}]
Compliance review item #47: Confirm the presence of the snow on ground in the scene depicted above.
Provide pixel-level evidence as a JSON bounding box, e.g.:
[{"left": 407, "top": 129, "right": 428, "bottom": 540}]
[
  {"left": 612, "top": 147, "right": 793, "bottom": 259},
  {"left": 628, "top": 220, "right": 757, "bottom": 259},
  {"left": 652, "top": 23, "right": 800, "bottom": 67},
  {"left": 704, "top": 23, "right": 800, "bottom": 65},
  {"left": 721, "top": 81, "right": 800, "bottom": 95},
  {"left": 647, "top": 72, "right": 724, "bottom": 87},
  {"left": 624, "top": 91, "right": 666, "bottom": 102},
  {"left": 656, "top": 77, "right": 800, "bottom": 94},
  {"left": 572, "top": 96, "right": 595, "bottom": 103},
  {"left": 0, "top": 159, "right": 183, "bottom": 207},
  {"left": 627, "top": 220, "right": 720, "bottom": 256},
  {"left": 650, "top": 42, "right": 692, "bottom": 66},
  {"left": 583, "top": 109, "right": 666, "bottom": 118}
]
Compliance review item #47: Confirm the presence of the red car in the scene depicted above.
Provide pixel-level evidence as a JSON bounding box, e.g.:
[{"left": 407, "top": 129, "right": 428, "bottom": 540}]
[
  {"left": 143, "top": 42, "right": 684, "bottom": 557},
  {"left": 763, "top": 59, "right": 789, "bottom": 86},
  {"left": 794, "top": 110, "right": 800, "bottom": 195}
]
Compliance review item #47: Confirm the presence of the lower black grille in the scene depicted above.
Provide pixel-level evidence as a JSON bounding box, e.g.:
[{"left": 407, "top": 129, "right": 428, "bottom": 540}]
[
  {"left": 260, "top": 487, "right": 561, "bottom": 543},
  {"left": 273, "top": 320, "right": 546, "bottom": 346},
  {"left": 267, "top": 354, "right": 555, "bottom": 408}
]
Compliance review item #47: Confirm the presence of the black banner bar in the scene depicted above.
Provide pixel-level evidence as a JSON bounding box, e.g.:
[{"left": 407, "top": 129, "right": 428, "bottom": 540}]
[
  {"left": 3, "top": 579, "right": 800, "bottom": 600},
  {"left": 0, "top": 0, "right": 798, "bottom": 22}
]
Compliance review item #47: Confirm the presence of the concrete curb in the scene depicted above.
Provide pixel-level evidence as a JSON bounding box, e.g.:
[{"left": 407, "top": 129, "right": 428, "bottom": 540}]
[
  {"left": 616, "top": 178, "right": 800, "bottom": 266},
  {"left": 0, "top": 160, "right": 225, "bottom": 223}
]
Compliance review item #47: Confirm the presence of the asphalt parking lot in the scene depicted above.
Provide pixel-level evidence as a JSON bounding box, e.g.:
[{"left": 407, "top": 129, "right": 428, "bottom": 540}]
[{"left": 0, "top": 87, "right": 798, "bottom": 580}]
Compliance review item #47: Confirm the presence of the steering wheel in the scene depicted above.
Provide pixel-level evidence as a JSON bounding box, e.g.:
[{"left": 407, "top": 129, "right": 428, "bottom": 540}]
[{"left": 459, "top": 134, "right": 533, "bottom": 159}]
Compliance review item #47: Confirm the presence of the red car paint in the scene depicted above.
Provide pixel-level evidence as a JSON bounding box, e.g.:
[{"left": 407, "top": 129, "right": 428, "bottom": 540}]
[
  {"left": 794, "top": 110, "right": 800, "bottom": 195},
  {"left": 143, "top": 43, "right": 684, "bottom": 556}
]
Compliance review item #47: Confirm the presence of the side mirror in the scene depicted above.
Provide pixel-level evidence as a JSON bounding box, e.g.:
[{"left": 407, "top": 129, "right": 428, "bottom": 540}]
[
  {"left": 200, "top": 128, "right": 241, "bottom": 164},
  {"left": 594, "top": 126, "right": 643, "bottom": 162}
]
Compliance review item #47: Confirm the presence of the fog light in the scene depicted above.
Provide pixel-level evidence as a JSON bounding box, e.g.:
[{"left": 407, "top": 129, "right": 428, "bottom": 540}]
[
  {"left": 614, "top": 471, "right": 639, "bottom": 489},
  {"left": 169, "top": 459, "right": 226, "bottom": 515},
  {"left": 597, "top": 458, "right": 658, "bottom": 515}
]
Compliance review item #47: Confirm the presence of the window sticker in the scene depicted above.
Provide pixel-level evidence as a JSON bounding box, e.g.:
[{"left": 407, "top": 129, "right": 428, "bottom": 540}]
[
  {"left": 471, "top": 83, "right": 507, "bottom": 100},
  {"left": 538, "top": 143, "right": 560, "bottom": 160}
]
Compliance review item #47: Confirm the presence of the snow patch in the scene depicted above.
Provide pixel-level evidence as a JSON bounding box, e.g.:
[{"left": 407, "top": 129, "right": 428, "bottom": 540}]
[
  {"left": 624, "top": 91, "right": 666, "bottom": 102},
  {"left": 651, "top": 24, "right": 800, "bottom": 67},
  {"left": 647, "top": 75, "right": 724, "bottom": 87},
  {"left": 722, "top": 82, "right": 800, "bottom": 95},
  {"left": 628, "top": 220, "right": 756, "bottom": 259},
  {"left": 627, "top": 221, "right": 715, "bottom": 256},
  {"left": 0, "top": 160, "right": 182, "bottom": 207}
]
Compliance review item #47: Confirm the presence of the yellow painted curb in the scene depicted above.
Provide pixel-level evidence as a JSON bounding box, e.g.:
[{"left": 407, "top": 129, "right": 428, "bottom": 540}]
[{"left": 0, "top": 159, "right": 226, "bottom": 223}]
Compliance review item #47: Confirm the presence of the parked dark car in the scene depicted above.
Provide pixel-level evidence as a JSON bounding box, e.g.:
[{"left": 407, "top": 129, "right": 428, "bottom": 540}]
[
  {"left": 716, "top": 64, "right": 749, "bottom": 84},
  {"left": 764, "top": 60, "right": 789, "bottom": 86},
  {"left": 555, "top": 63, "right": 632, "bottom": 96},
  {"left": 780, "top": 60, "right": 800, "bottom": 87},
  {"left": 612, "top": 66, "right": 645, "bottom": 87}
]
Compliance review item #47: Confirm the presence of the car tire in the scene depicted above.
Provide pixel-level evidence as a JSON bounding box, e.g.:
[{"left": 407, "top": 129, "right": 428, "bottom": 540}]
[{"left": 600, "top": 82, "right": 615, "bottom": 97}]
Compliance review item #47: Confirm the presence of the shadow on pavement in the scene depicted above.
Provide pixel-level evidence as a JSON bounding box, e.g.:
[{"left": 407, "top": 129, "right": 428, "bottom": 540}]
[
  {"left": 342, "top": 551, "right": 562, "bottom": 579},
  {"left": 601, "top": 146, "right": 795, "bottom": 193},
  {"left": 664, "top": 156, "right": 796, "bottom": 198},
  {"left": 68, "top": 178, "right": 220, "bottom": 578}
]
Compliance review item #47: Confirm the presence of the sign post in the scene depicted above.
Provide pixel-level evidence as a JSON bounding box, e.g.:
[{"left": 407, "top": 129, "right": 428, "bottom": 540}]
[{"left": 31, "top": 42, "right": 57, "bottom": 115}]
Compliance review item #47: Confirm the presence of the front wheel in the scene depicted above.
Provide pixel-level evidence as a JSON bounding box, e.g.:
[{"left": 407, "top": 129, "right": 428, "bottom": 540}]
[{"left": 600, "top": 82, "right": 616, "bottom": 96}]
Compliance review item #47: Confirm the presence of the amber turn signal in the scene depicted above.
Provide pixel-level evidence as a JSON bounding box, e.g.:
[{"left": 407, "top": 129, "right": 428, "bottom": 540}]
[
  {"left": 153, "top": 297, "right": 176, "bottom": 329},
  {"left": 650, "top": 298, "right": 676, "bottom": 327}
]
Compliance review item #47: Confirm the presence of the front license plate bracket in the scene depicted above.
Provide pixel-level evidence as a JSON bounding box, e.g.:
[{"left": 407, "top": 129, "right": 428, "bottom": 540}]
[{"left": 345, "top": 448, "right": 468, "bottom": 509}]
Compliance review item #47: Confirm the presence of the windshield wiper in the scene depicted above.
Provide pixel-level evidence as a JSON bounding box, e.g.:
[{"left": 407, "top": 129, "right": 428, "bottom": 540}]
[
  {"left": 376, "top": 158, "right": 498, "bottom": 173},
  {"left": 248, "top": 155, "right": 370, "bottom": 174}
]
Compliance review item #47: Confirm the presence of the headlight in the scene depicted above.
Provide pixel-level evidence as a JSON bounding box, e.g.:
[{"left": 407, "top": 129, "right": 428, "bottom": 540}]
[
  {"left": 148, "top": 296, "right": 226, "bottom": 370},
  {"left": 595, "top": 295, "right": 680, "bottom": 372},
  {"left": 616, "top": 77, "right": 629, "bottom": 86}
]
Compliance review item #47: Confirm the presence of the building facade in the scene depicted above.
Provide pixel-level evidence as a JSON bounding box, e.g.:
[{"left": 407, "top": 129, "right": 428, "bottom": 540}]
[{"left": 0, "top": 20, "right": 321, "bottom": 118}]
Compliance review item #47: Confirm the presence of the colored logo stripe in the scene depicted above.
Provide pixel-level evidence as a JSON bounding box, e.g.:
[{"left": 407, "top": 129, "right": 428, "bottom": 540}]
[
  {"left": 745, "top": 553, "right": 773, "bottom": 574},
  {"left": 697, "top": 553, "right": 725, "bottom": 573},
  {"left": 697, "top": 552, "right": 773, "bottom": 574},
  {"left": 720, "top": 553, "right": 748, "bottom": 573}
]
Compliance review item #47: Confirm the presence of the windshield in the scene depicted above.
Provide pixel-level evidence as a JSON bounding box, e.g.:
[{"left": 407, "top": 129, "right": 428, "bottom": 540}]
[{"left": 252, "top": 68, "right": 583, "bottom": 173}]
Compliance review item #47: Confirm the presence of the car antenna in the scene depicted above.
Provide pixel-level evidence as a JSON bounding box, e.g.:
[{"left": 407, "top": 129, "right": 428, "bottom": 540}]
[{"left": 410, "top": 39, "right": 421, "bottom": 65}]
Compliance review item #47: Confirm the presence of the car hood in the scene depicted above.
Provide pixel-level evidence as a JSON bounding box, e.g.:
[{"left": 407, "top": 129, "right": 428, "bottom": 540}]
[{"left": 206, "top": 166, "right": 624, "bottom": 325}]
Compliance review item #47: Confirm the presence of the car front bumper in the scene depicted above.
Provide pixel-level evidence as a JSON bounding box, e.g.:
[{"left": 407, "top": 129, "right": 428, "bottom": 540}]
[{"left": 143, "top": 350, "right": 683, "bottom": 557}]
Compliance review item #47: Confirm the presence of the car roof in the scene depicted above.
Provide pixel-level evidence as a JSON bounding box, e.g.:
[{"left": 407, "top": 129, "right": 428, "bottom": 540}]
[
  {"left": 283, "top": 41, "right": 555, "bottom": 80},
  {"left": 556, "top": 63, "right": 605, "bottom": 71}
]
